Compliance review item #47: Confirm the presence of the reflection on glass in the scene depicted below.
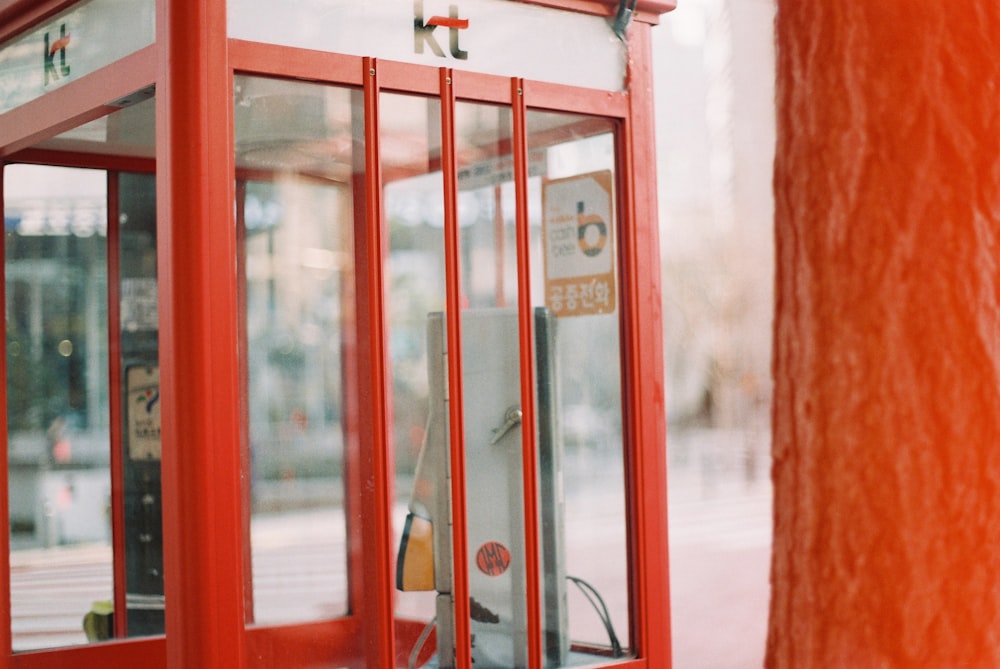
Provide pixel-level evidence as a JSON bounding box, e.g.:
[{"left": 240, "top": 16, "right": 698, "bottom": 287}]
[
  {"left": 5, "top": 164, "right": 112, "bottom": 651},
  {"left": 455, "top": 104, "right": 518, "bottom": 309},
  {"left": 235, "top": 75, "right": 355, "bottom": 625},
  {"left": 453, "top": 101, "right": 537, "bottom": 668},
  {"left": 527, "top": 113, "right": 631, "bottom": 662},
  {"left": 382, "top": 92, "right": 447, "bottom": 653}
]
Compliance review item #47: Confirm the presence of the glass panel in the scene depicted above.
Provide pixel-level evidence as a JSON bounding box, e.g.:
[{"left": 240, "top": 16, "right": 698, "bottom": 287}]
[
  {"left": 527, "top": 112, "right": 631, "bottom": 664},
  {"left": 455, "top": 103, "right": 517, "bottom": 309},
  {"left": 235, "top": 75, "right": 356, "bottom": 625},
  {"left": 5, "top": 164, "right": 112, "bottom": 651},
  {"left": 381, "top": 92, "right": 448, "bottom": 658}
]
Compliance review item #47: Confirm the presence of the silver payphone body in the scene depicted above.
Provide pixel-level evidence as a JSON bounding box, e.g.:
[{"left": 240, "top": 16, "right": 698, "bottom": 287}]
[{"left": 399, "top": 307, "right": 568, "bottom": 668}]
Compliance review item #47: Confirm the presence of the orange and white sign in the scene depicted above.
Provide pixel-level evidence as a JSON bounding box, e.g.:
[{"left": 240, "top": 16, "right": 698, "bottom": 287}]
[
  {"left": 542, "top": 170, "right": 616, "bottom": 318},
  {"left": 126, "top": 366, "right": 161, "bottom": 460}
]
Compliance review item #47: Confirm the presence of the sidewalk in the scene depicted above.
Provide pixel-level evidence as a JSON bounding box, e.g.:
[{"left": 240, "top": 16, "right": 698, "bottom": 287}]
[{"left": 668, "top": 427, "right": 773, "bottom": 669}]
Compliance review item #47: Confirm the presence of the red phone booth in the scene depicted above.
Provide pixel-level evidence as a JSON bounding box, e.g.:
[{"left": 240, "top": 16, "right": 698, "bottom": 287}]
[{"left": 0, "top": 0, "right": 672, "bottom": 667}]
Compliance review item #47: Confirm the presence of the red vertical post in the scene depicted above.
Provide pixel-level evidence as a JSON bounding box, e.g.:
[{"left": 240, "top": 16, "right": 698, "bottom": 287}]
[
  {"left": 106, "top": 172, "right": 129, "bottom": 639},
  {"left": 770, "top": 4, "right": 1000, "bottom": 667},
  {"left": 620, "top": 21, "right": 672, "bottom": 667},
  {"left": 511, "top": 77, "right": 544, "bottom": 669},
  {"left": 358, "top": 57, "right": 397, "bottom": 668},
  {"left": 157, "top": 0, "right": 247, "bottom": 665},
  {"left": 439, "top": 66, "right": 472, "bottom": 669},
  {"left": 0, "top": 164, "right": 11, "bottom": 666}
]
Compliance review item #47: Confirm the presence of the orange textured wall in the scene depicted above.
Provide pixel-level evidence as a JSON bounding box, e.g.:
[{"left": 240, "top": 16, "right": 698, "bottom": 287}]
[{"left": 769, "top": 4, "right": 1000, "bottom": 668}]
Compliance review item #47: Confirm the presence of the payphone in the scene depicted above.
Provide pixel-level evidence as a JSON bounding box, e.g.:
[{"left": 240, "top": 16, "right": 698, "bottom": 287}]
[{"left": 398, "top": 307, "right": 568, "bottom": 668}]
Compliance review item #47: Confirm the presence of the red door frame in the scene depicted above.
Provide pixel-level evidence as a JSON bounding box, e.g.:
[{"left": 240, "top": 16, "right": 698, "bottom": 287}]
[{"left": 0, "top": 0, "right": 671, "bottom": 667}]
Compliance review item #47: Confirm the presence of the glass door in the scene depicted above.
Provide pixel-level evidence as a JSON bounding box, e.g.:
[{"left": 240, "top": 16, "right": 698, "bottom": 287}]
[
  {"left": 229, "top": 59, "right": 635, "bottom": 668},
  {"left": 383, "top": 99, "right": 632, "bottom": 668},
  {"left": 3, "top": 100, "right": 164, "bottom": 653},
  {"left": 233, "top": 75, "right": 356, "bottom": 629}
]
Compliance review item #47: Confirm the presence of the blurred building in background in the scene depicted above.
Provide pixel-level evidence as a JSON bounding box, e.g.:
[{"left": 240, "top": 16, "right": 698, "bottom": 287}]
[{"left": 655, "top": 0, "right": 775, "bottom": 434}]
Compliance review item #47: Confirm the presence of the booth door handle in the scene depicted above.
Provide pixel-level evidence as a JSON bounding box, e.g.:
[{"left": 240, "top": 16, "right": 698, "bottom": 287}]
[{"left": 491, "top": 406, "right": 522, "bottom": 444}]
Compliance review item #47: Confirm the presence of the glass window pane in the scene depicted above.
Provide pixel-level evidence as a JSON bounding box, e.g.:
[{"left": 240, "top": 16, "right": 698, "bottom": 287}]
[
  {"left": 382, "top": 92, "right": 448, "bottom": 652},
  {"left": 235, "top": 75, "right": 356, "bottom": 625},
  {"left": 527, "top": 112, "right": 631, "bottom": 663},
  {"left": 5, "top": 164, "right": 112, "bottom": 651}
]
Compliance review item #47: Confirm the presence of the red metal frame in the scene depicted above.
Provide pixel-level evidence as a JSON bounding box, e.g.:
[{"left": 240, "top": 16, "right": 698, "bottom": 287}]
[
  {"left": 439, "top": 65, "right": 473, "bottom": 669},
  {"left": 358, "top": 56, "right": 397, "bottom": 668},
  {"left": 233, "top": 178, "right": 255, "bottom": 624},
  {"left": 617, "top": 20, "right": 672, "bottom": 666},
  {"left": 10, "top": 638, "right": 167, "bottom": 669},
  {"left": 8, "top": 149, "right": 155, "bottom": 174},
  {"left": 228, "top": 40, "right": 363, "bottom": 87},
  {"left": 0, "top": 1, "right": 672, "bottom": 666},
  {"left": 344, "top": 84, "right": 368, "bottom": 664},
  {"left": 511, "top": 76, "right": 545, "bottom": 669}
]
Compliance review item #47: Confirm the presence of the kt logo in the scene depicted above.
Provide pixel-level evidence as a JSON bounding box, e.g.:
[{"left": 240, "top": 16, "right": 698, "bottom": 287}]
[
  {"left": 44, "top": 23, "right": 71, "bottom": 86},
  {"left": 414, "top": 0, "right": 469, "bottom": 60}
]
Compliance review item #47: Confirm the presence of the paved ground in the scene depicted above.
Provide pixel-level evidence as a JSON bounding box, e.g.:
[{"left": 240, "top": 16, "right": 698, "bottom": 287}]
[{"left": 9, "top": 428, "right": 774, "bottom": 667}]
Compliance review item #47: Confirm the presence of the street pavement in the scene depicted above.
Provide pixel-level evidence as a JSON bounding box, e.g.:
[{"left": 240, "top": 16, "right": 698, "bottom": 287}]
[
  {"left": 668, "top": 428, "right": 772, "bottom": 669},
  {"left": 8, "top": 428, "right": 774, "bottom": 668}
]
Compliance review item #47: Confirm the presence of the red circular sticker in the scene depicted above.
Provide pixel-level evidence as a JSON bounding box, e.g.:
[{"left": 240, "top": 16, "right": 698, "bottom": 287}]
[{"left": 475, "top": 541, "right": 511, "bottom": 577}]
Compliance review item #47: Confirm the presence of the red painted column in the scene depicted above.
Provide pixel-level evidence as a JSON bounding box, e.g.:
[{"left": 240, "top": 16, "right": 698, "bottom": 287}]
[
  {"left": 157, "top": 0, "right": 247, "bottom": 665},
  {"left": 770, "top": 4, "right": 1000, "bottom": 667}
]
